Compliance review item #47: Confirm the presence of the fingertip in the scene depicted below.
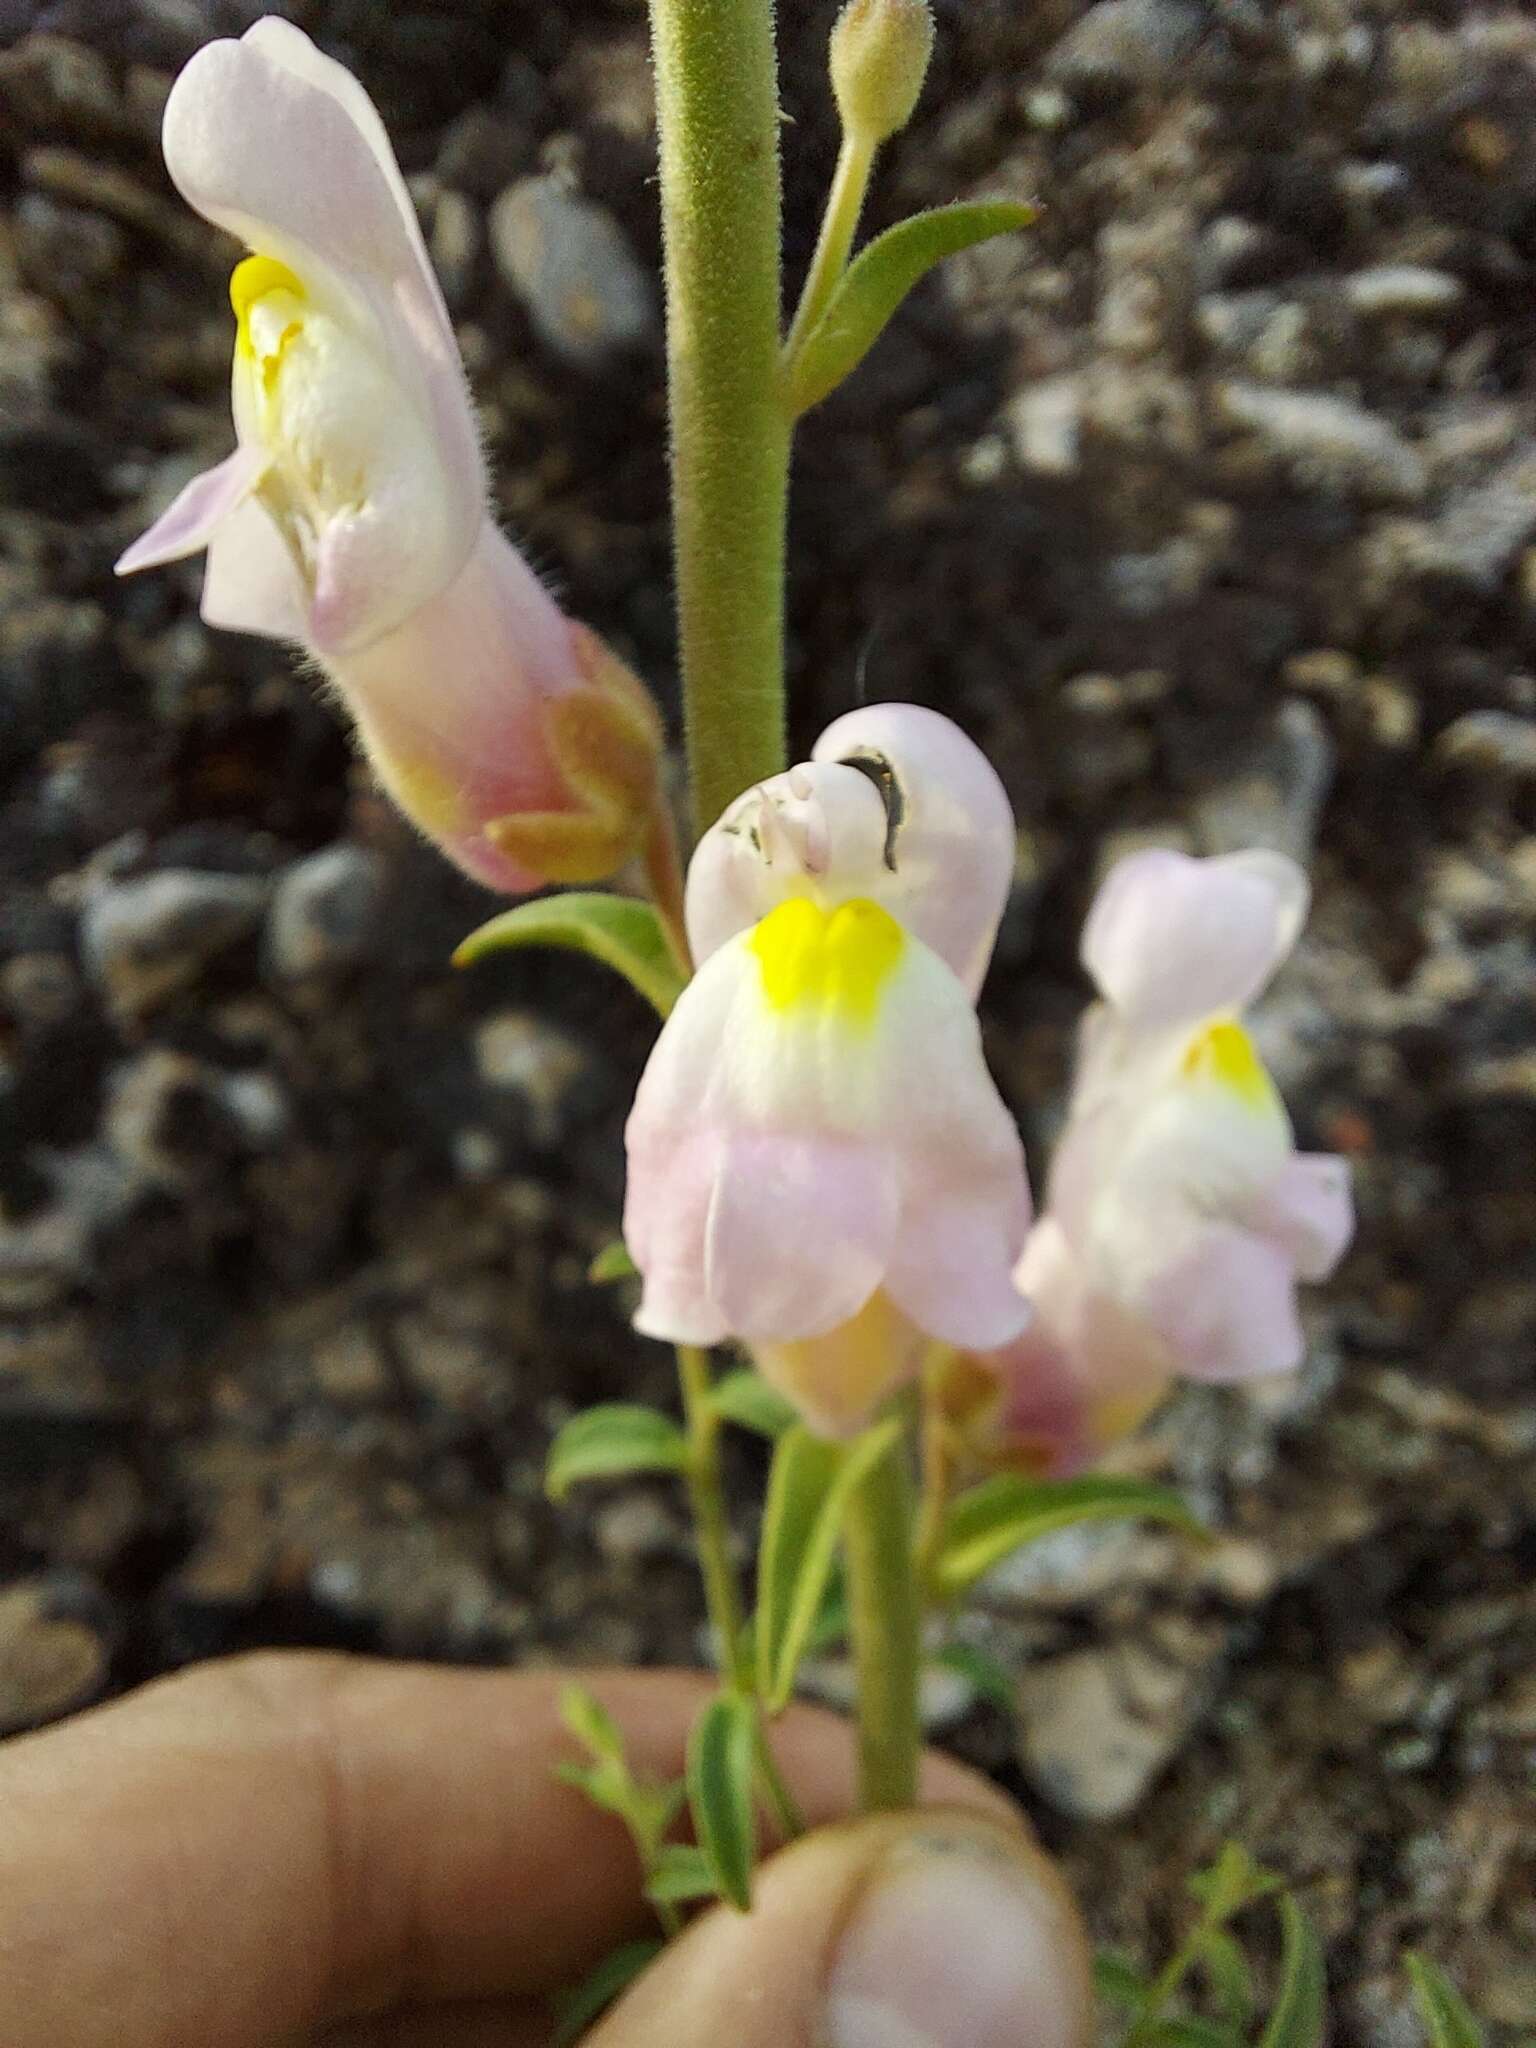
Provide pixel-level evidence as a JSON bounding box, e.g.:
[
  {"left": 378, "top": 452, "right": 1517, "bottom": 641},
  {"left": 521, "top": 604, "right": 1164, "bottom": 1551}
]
[{"left": 589, "top": 1807, "right": 1093, "bottom": 2048}]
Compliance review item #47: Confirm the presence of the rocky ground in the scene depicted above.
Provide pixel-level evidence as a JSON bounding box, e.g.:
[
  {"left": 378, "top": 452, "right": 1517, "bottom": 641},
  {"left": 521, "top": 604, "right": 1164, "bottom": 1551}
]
[{"left": 1, "top": 0, "right": 1534, "bottom": 2038}]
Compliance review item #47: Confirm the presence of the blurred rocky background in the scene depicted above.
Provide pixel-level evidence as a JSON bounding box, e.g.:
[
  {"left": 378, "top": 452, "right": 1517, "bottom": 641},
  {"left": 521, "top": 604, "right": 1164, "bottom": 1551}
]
[{"left": 1, "top": 0, "right": 1533, "bottom": 2036}]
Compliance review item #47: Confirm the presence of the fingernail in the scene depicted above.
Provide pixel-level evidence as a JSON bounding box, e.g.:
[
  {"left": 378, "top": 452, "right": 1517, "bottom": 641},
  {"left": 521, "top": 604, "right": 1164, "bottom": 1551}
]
[{"left": 822, "top": 1829, "right": 1087, "bottom": 2048}]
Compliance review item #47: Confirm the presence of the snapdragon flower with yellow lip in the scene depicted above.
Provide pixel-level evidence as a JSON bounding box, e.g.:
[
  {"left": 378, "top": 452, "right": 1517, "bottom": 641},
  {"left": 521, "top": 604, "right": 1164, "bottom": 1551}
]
[
  {"left": 958, "top": 848, "right": 1354, "bottom": 1476},
  {"left": 116, "top": 17, "right": 660, "bottom": 896},
  {"left": 685, "top": 702, "right": 1016, "bottom": 999},
  {"left": 626, "top": 708, "right": 1031, "bottom": 1439}
]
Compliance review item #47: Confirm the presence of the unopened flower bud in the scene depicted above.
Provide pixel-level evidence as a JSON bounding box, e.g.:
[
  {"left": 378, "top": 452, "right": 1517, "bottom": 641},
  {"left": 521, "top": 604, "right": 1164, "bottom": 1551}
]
[{"left": 829, "top": 0, "right": 935, "bottom": 144}]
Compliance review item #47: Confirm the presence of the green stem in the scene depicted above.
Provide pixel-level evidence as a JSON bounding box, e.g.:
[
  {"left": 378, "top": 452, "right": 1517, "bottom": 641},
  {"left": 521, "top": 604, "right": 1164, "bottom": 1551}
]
[
  {"left": 753, "top": 1716, "right": 807, "bottom": 1841},
  {"left": 676, "top": 1346, "right": 750, "bottom": 1688},
  {"left": 783, "top": 130, "right": 877, "bottom": 363},
  {"left": 913, "top": 1355, "right": 952, "bottom": 1592},
  {"left": 842, "top": 1408, "right": 922, "bottom": 1810},
  {"left": 646, "top": 0, "right": 790, "bottom": 833},
  {"left": 1121, "top": 1922, "right": 1212, "bottom": 2048}
]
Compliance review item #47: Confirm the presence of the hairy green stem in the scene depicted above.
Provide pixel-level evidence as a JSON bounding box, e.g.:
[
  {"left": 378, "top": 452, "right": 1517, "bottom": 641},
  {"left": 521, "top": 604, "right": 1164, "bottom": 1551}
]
[
  {"left": 647, "top": 0, "right": 789, "bottom": 833},
  {"left": 843, "top": 1410, "right": 922, "bottom": 1810},
  {"left": 676, "top": 1346, "right": 750, "bottom": 1687}
]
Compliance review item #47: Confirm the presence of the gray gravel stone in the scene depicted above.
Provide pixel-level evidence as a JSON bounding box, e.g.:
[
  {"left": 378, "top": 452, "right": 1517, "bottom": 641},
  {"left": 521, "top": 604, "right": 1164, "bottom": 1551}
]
[
  {"left": 82, "top": 870, "right": 270, "bottom": 1018},
  {"left": 489, "top": 175, "right": 657, "bottom": 369},
  {"left": 1045, "top": 0, "right": 1206, "bottom": 91},
  {"left": 265, "top": 845, "right": 387, "bottom": 981},
  {"left": 1343, "top": 265, "right": 1465, "bottom": 320},
  {"left": 1213, "top": 381, "right": 1429, "bottom": 502},
  {"left": 1192, "top": 699, "right": 1336, "bottom": 866},
  {"left": 0, "top": 1579, "right": 110, "bottom": 1735}
]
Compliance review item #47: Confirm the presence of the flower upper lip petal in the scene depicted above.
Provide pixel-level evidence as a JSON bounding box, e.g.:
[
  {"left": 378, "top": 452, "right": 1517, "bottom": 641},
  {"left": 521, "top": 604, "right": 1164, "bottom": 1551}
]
[{"left": 160, "top": 27, "right": 483, "bottom": 593}]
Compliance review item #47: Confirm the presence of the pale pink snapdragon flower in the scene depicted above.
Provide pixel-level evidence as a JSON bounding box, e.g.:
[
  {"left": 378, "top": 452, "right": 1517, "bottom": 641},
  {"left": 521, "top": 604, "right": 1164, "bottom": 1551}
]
[
  {"left": 685, "top": 703, "right": 1016, "bottom": 998},
  {"left": 116, "top": 17, "right": 659, "bottom": 894},
  {"left": 626, "top": 706, "right": 1031, "bottom": 1438},
  {"left": 962, "top": 848, "right": 1354, "bottom": 1475}
]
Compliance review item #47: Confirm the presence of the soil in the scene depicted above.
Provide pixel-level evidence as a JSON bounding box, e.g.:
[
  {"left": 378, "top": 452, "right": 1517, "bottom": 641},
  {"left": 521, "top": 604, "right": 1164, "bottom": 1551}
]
[{"left": 1, "top": 2, "right": 1534, "bottom": 2040}]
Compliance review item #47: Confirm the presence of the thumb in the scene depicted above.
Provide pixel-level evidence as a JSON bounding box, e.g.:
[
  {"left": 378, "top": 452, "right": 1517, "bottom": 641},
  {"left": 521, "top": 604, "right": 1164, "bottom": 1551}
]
[{"left": 589, "top": 1807, "right": 1094, "bottom": 2048}]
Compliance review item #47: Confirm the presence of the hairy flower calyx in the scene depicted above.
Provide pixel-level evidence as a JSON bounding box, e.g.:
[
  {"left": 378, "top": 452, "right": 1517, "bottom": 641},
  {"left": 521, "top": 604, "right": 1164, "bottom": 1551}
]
[{"left": 830, "top": 0, "right": 935, "bottom": 144}]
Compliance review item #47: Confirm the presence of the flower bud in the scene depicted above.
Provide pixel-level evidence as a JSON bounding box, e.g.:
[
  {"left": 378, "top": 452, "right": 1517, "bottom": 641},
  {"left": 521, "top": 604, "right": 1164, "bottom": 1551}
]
[{"left": 829, "top": 0, "right": 935, "bottom": 144}]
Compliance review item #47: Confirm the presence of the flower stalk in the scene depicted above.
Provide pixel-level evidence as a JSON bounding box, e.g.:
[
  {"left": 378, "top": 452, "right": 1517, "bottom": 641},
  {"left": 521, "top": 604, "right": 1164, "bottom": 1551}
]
[
  {"left": 842, "top": 1404, "right": 922, "bottom": 1810},
  {"left": 783, "top": 129, "right": 877, "bottom": 361},
  {"left": 675, "top": 1345, "right": 750, "bottom": 1690}
]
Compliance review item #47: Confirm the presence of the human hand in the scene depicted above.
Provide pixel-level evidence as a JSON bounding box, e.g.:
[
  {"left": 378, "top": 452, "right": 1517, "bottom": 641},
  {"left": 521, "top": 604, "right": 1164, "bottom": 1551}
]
[{"left": 0, "top": 1652, "right": 1092, "bottom": 2048}]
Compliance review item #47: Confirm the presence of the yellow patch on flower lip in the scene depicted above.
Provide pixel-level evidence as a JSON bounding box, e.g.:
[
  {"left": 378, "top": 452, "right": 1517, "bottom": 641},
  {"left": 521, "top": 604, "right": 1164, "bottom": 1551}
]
[
  {"left": 230, "top": 253, "right": 306, "bottom": 360},
  {"left": 749, "top": 895, "right": 904, "bottom": 1025},
  {"left": 1182, "top": 1017, "right": 1277, "bottom": 1110}
]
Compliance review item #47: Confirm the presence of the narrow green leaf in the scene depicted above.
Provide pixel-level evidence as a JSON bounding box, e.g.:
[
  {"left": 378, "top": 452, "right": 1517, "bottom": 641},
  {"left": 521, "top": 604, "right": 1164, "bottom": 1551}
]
[
  {"left": 554, "top": 1756, "right": 632, "bottom": 1823},
  {"left": 1145, "top": 2020, "right": 1239, "bottom": 2048},
  {"left": 1257, "top": 1896, "right": 1327, "bottom": 2048},
  {"left": 453, "top": 892, "right": 685, "bottom": 1018},
  {"left": 1406, "top": 1955, "right": 1485, "bottom": 2048},
  {"left": 755, "top": 1419, "right": 901, "bottom": 1710},
  {"left": 1093, "top": 1950, "right": 1149, "bottom": 2013},
  {"left": 645, "top": 1843, "right": 720, "bottom": 1906},
  {"left": 561, "top": 1683, "right": 626, "bottom": 1763},
  {"left": 783, "top": 199, "right": 1037, "bottom": 417},
  {"left": 803, "top": 1571, "right": 850, "bottom": 1657},
  {"left": 687, "top": 1692, "right": 758, "bottom": 1912},
  {"left": 931, "top": 1473, "right": 1207, "bottom": 1598},
  {"left": 589, "top": 1239, "right": 638, "bottom": 1284},
  {"left": 1200, "top": 1927, "right": 1255, "bottom": 2027},
  {"left": 551, "top": 1938, "right": 664, "bottom": 2045},
  {"left": 930, "top": 1641, "right": 1018, "bottom": 1719},
  {"left": 546, "top": 1404, "right": 689, "bottom": 1501},
  {"left": 711, "top": 1369, "right": 797, "bottom": 1438}
]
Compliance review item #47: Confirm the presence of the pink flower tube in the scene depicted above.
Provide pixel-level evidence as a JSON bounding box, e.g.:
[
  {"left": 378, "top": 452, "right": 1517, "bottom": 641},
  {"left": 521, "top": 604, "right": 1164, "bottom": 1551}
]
[
  {"left": 965, "top": 848, "right": 1353, "bottom": 1475},
  {"left": 116, "top": 17, "right": 659, "bottom": 893}
]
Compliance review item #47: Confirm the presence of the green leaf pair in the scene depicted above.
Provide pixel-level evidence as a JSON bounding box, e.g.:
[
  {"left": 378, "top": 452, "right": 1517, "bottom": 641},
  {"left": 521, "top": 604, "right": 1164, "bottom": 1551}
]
[
  {"left": 543, "top": 1370, "right": 798, "bottom": 1504},
  {"left": 556, "top": 1685, "right": 685, "bottom": 1871},
  {"left": 1095, "top": 1846, "right": 1325, "bottom": 2048},
  {"left": 782, "top": 199, "right": 1037, "bottom": 418}
]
